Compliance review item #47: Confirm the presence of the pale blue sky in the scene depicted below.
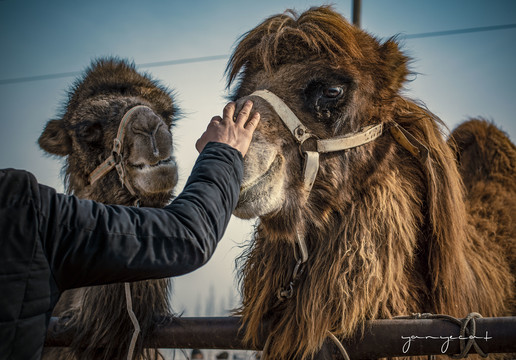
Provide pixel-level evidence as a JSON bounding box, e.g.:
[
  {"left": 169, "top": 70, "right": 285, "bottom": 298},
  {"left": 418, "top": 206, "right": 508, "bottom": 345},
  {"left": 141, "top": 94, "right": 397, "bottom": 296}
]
[{"left": 1, "top": 0, "right": 515, "bottom": 315}]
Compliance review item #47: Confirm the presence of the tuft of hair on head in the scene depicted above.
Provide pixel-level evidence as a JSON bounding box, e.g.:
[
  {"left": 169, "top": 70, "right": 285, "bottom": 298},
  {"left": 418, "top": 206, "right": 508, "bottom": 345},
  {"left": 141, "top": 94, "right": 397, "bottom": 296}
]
[{"left": 226, "top": 5, "right": 369, "bottom": 87}]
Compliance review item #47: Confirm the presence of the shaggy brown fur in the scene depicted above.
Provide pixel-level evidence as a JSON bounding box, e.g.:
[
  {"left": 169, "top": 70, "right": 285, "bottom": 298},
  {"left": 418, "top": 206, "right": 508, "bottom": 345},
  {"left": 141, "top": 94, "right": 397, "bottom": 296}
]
[
  {"left": 39, "top": 58, "right": 179, "bottom": 359},
  {"left": 227, "top": 7, "right": 515, "bottom": 359},
  {"left": 449, "top": 118, "right": 516, "bottom": 312}
]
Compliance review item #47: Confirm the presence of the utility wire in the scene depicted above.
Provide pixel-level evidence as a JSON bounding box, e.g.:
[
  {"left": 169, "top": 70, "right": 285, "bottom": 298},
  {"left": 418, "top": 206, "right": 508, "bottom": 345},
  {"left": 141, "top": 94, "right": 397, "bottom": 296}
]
[
  {"left": 138, "top": 54, "right": 228, "bottom": 68},
  {"left": 0, "top": 54, "right": 228, "bottom": 85},
  {"left": 1, "top": 23, "right": 515, "bottom": 85},
  {"left": 0, "top": 70, "right": 82, "bottom": 84},
  {"left": 403, "top": 23, "right": 516, "bottom": 39}
]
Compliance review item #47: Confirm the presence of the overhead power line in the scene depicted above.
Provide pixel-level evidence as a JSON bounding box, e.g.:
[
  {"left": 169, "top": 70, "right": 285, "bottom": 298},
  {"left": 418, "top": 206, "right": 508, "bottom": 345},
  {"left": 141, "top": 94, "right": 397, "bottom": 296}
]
[
  {"left": 403, "top": 23, "right": 516, "bottom": 39},
  {"left": 1, "top": 23, "right": 515, "bottom": 85},
  {"left": 0, "top": 54, "right": 228, "bottom": 85},
  {"left": 0, "top": 70, "right": 82, "bottom": 85},
  {"left": 138, "top": 54, "right": 228, "bottom": 68}
]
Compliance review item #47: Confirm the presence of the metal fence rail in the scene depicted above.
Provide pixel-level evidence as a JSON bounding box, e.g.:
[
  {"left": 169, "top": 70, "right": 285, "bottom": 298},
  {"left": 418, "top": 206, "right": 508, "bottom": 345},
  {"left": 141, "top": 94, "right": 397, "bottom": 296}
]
[{"left": 45, "top": 316, "right": 516, "bottom": 358}]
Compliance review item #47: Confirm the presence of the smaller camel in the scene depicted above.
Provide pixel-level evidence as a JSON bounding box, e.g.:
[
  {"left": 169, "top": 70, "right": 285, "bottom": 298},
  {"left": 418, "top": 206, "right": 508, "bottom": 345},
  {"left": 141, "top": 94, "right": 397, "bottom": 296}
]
[{"left": 39, "top": 57, "right": 179, "bottom": 359}]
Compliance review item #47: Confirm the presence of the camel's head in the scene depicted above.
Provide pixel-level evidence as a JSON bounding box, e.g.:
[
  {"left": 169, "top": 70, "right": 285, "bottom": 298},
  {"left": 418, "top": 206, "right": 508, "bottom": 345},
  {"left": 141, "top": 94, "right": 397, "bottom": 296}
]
[
  {"left": 228, "top": 6, "right": 410, "bottom": 220},
  {"left": 39, "top": 58, "right": 178, "bottom": 207}
]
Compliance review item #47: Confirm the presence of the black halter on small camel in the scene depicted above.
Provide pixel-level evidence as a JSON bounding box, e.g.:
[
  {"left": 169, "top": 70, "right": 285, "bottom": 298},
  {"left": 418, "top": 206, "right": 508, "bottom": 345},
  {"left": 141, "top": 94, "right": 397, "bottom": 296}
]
[
  {"left": 88, "top": 104, "right": 152, "bottom": 206},
  {"left": 87, "top": 104, "right": 149, "bottom": 360},
  {"left": 249, "top": 89, "right": 430, "bottom": 360}
]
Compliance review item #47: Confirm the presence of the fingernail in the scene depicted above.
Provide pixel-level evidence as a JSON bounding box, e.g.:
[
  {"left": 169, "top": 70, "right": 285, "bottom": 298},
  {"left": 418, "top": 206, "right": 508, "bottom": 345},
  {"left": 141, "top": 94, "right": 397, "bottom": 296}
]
[{"left": 246, "top": 100, "right": 253, "bottom": 106}]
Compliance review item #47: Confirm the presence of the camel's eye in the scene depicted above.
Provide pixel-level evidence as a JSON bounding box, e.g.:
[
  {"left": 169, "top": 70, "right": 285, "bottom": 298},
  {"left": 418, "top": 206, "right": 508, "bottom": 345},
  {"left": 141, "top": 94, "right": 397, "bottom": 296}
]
[
  {"left": 304, "top": 81, "right": 350, "bottom": 122},
  {"left": 322, "top": 86, "right": 343, "bottom": 99},
  {"left": 74, "top": 121, "right": 104, "bottom": 146},
  {"left": 304, "top": 81, "right": 347, "bottom": 105}
]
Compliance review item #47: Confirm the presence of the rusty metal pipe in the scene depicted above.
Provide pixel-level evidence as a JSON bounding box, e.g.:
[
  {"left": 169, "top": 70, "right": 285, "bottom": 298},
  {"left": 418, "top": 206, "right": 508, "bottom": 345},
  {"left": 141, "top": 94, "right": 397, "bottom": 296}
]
[{"left": 45, "top": 316, "right": 516, "bottom": 357}]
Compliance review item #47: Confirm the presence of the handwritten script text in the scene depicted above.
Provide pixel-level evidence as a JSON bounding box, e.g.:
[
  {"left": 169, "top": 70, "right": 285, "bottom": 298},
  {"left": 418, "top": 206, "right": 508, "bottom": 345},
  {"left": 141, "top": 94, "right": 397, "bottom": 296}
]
[{"left": 401, "top": 332, "right": 492, "bottom": 353}]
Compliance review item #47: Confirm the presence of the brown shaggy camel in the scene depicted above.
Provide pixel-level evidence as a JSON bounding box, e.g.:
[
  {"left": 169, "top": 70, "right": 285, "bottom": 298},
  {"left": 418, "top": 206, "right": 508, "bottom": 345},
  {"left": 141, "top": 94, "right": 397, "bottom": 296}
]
[
  {"left": 38, "top": 58, "right": 179, "bottom": 359},
  {"left": 227, "top": 6, "right": 516, "bottom": 359}
]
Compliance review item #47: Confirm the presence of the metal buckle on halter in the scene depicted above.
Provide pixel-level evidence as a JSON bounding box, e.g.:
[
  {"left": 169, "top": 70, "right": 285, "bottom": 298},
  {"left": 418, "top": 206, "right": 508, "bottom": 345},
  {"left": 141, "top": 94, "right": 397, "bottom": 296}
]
[
  {"left": 293, "top": 125, "right": 312, "bottom": 143},
  {"left": 298, "top": 134, "right": 319, "bottom": 158},
  {"left": 113, "top": 138, "right": 122, "bottom": 156},
  {"left": 112, "top": 138, "right": 125, "bottom": 186},
  {"left": 115, "top": 163, "right": 126, "bottom": 187},
  {"left": 278, "top": 282, "right": 294, "bottom": 300},
  {"left": 277, "top": 257, "right": 306, "bottom": 300}
]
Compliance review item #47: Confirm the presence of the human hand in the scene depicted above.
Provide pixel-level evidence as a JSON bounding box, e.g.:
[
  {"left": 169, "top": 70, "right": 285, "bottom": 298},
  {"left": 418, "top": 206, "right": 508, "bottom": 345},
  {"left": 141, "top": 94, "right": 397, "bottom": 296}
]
[{"left": 195, "top": 100, "right": 260, "bottom": 157}]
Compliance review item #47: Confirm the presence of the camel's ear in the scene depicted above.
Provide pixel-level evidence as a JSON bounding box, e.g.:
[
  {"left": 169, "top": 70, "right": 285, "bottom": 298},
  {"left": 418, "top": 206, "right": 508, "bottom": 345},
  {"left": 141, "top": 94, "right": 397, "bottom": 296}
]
[
  {"left": 38, "top": 119, "right": 72, "bottom": 156},
  {"left": 379, "top": 38, "right": 409, "bottom": 92}
]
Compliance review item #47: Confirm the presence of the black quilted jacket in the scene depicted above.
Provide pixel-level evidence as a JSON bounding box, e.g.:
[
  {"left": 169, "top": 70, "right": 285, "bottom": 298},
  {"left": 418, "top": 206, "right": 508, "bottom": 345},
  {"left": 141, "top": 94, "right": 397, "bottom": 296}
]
[{"left": 0, "top": 142, "right": 243, "bottom": 360}]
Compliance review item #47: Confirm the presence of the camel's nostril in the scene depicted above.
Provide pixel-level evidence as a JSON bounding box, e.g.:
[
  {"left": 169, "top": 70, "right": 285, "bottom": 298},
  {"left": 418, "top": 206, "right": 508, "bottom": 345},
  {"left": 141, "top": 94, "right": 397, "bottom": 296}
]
[
  {"left": 129, "top": 112, "right": 173, "bottom": 163},
  {"left": 150, "top": 136, "right": 160, "bottom": 158}
]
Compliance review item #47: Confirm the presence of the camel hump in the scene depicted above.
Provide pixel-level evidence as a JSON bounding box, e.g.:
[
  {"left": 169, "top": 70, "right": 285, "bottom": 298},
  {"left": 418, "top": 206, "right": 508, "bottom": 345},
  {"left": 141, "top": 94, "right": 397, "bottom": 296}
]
[
  {"left": 449, "top": 119, "right": 516, "bottom": 270},
  {"left": 449, "top": 118, "right": 516, "bottom": 191}
]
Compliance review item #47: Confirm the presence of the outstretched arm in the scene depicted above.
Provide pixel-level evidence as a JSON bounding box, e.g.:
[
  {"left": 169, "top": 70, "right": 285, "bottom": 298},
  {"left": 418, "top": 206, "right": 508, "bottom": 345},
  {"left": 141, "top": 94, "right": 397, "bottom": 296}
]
[
  {"left": 42, "top": 102, "right": 259, "bottom": 290},
  {"left": 41, "top": 142, "right": 241, "bottom": 290}
]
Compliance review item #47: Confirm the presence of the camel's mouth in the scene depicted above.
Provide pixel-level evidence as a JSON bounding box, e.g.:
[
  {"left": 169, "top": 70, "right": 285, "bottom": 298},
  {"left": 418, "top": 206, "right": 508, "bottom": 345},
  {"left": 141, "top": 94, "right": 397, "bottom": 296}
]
[
  {"left": 128, "top": 156, "right": 176, "bottom": 171},
  {"left": 234, "top": 153, "right": 285, "bottom": 219},
  {"left": 127, "top": 156, "right": 178, "bottom": 194},
  {"left": 240, "top": 154, "right": 282, "bottom": 194}
]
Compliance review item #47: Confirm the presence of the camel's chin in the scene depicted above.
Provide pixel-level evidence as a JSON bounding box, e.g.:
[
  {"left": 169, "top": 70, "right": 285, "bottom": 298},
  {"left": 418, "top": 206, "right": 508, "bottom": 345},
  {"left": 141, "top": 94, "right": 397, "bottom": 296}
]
[
  {"left": 233, "top": 188, "right": 284, "bottom": 219},
  {"left": 130, "top": 161, "right": 178, "bottom": 194},
  {"left": 234, "top": 156, "right": 285, "bottom": 219}
]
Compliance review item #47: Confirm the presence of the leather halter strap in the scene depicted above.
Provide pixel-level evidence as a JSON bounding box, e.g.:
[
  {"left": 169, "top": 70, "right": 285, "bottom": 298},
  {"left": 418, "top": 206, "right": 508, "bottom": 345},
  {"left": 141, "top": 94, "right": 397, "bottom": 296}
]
[
  {"left": 250, "top": 90, "right": 385, "bottom": 196},
  {"left": 88, "top": 105, "right": 152, "bottom": 202},
  {"left": 316, "top": 124, "right": 384, "bottom": 153},
  {"left": 249, "top": 90, "right": 313, "bottom": 144},
  {"left": 249, "top": 90, "right": 430, "bottom": 300},
  {"left": 250, "top": 90, "right": 386, "bottom": 299},
  {"left": 249, "top": 90, "right": 430, "bottom": 356}
]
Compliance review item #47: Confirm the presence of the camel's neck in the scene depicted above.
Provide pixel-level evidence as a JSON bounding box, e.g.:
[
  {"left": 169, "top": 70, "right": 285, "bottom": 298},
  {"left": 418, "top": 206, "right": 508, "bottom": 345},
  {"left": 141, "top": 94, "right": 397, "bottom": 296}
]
[
  {"left": 241, "top": 144, "right": 512, "bottom": 360},
  {"left": 239, "top": 172, "right": 427, "bottom": 359}
]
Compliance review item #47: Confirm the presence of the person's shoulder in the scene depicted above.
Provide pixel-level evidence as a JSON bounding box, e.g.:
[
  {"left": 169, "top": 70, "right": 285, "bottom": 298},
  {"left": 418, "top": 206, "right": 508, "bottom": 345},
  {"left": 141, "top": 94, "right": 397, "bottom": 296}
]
[
  {"left": 0, "top": 169, "right": 39, "bottom": 203},
  {"left": 1, "top": 168, "right": 29, "bottom": 175},
  {"left": 0, "top": 168, "right": 37, "bottom": 184}
]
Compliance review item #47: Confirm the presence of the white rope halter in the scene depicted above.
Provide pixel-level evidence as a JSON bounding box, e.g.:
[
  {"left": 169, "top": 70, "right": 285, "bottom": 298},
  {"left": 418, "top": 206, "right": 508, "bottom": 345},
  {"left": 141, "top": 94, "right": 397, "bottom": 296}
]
[
  {"left": 87, "top": 105, "right": 151, "bottom": 359},
  {"left": 249, "top": 89, "right": 429, "bottom": 360},
  {"left": 250, "top": 89, "right": 429, "bottom": 276},
  {"left": 249, "top": 89, "right": 386, "bottom": 290},
  {"left": 250, "top": 90, "right": 385, "bottom": 195}
]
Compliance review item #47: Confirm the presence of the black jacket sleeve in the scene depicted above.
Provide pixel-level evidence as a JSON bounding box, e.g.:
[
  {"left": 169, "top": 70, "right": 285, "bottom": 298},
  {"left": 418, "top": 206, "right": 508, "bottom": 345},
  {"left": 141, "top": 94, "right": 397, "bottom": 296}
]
[{"left": 39, "top": 142, "right": 243, "bottom": 291}]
